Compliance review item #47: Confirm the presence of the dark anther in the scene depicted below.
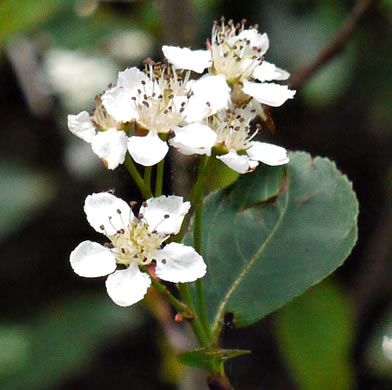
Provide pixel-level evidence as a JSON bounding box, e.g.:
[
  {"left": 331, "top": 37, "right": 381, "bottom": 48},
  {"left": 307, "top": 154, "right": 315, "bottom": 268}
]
[
  {"left": 117, "top": 209, "right": 122, "bottom": 214},
  {"left": 121, "top": 248, "right": 126, "bottom": 254},
  {"left": 138, "top": 213, "right": 144, "bottom": 219},
  {"left": 130, "top": 201, "right": 137, "bottom": 208},
  {"left": 100, "top": 224, "right": 105, "bottom": 230},
  {"left": 164, "top": 214, "right": 170, "bottom": 218},
  {"left": 161, "top": 259, "right": 167, "bottom": 264},
  {"left": 142, "top": 201, "right": 148, "bottom": 207}
]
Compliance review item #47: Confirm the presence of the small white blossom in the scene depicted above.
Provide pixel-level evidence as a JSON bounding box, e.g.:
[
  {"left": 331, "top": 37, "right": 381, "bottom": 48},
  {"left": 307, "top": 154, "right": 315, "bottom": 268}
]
[
  {"left": 383, "top": 336, "right": 392, "bottom": 361},
  {"left": 101, "top": 63, "right": 230, "bottom": 166},
  {"left": 170, "top": 102, "right": 289, "bottom": 173},
  {"left": 70, "top": 192, "right": 207, "bottom": 307},
  {"left": 43, "top": 48, "right": 118, "bottom": 111},
  {"left": 162, "top": 18, "right": 295, "bottom": 107},
  {"left": 67, "top": 99, "right": 128, "bottom": 170}
]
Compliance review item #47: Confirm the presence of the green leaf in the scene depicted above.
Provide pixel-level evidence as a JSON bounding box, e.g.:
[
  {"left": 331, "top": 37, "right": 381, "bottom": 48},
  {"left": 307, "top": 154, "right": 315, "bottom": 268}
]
[
  {"left": 195, "top": 152, "right": 358, "bottom": 334},
  {"left": 276, "top": 280, "right": 355, "bottom": 390},
  {"left": 178, "top": 347, "right": 250, "bottom": 371},
  {"left": 0, "top": 0, "right": 68, "bottom": 47},
  {"left": 0, "top": 324, "right": 30, "bottom": 377},
  {"left": 0, "top": 161, "right": 57, "bottom": 242},
  {"left": 0, "top": 294, "right": 144, "bottom": 389}
]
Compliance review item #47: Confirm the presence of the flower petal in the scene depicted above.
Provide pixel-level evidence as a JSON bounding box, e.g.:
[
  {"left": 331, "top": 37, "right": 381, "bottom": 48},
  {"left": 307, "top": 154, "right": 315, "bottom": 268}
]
[
  {"left": 162, "top": 45, "right": 212, "bottom": 73},
  {"left": 127, "top": 132, "right": 169, "bottom": 166},
  {"left": 70, "top": 240, "right": 117, "bottom": 277},
  {"left": 105, "top": 263, "right": 151, "bottom": 307},
  {"left": 217, "top": 151, "right": 258, "bottom": 174},
  {"left": 155, "top": 243, "right": 207, "bottom": 283},
  {"left": 169, "top": 123, "right": 217, "bottom": 156},
  {"left": 229, "top": 30, "right": 269, "bottom": 55},
  {"left": 252, "top": 61, "right": 290, "bottom": 82},
  {"left": 117, "top": 67, "right": 148, "bottom": 89},
  {"left": 383, "top": 336, "right": 392, "bottom": 361},
  {"left": 140, "top": 195, "right": 190, "bottom": 235},
  {"left": 91, "top": 129, "right": 128, "bottom": 170},
  {"left": 102, "top": 85, "right": 139, "bottom": 122},
  {"left": 184, "top": 75, "right": 231, "bottom": 122},
  {"left": 67, "top": 111, "right": 96, "bottom": 143},
  {"left": 84, "top": 192, "right": 132, "bottom": 235},
  {"left": 247, "top": 141, "right": 289, "bottom": 166},
  {"left": 242, "top": 80, "right": 296, "bottom": 107}
]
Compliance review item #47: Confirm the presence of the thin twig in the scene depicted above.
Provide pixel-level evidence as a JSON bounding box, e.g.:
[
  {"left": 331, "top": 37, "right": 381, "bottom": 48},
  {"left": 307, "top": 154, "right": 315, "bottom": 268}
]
[{"left": 289, "top": 0, "right": 380, "bottom": 90}]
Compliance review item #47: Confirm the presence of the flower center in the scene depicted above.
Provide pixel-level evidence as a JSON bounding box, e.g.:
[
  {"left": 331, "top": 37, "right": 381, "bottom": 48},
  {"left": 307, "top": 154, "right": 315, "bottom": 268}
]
[
  {"left": 132, "top": 62, "right": 192, "bottom": 134},
  {"left": 108, "top": 220, "right": 166, "bottom": 266},
  {"left": 210, "top": 18, "right": 264, "bottom": 82},
  {"left": 212, "top": 104, "right": 259, "bottom": 152}
]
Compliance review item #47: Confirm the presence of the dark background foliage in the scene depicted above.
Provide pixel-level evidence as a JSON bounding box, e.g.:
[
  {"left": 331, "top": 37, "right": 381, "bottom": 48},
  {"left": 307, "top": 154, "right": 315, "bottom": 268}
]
[{"left": 0, "top": 0, "right": 391, "bottom": 389}]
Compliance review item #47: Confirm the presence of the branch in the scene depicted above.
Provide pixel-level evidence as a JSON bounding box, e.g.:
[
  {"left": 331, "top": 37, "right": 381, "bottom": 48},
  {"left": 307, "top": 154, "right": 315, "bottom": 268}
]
[{"left": 289, "top": 0, "right": 380, "bottom": 90}]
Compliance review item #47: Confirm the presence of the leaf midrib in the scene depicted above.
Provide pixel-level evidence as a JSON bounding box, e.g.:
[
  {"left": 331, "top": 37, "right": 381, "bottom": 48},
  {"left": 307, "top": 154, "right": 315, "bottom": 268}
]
[{"left": 211, "top": 173, "right": 291, "bottom": 335}]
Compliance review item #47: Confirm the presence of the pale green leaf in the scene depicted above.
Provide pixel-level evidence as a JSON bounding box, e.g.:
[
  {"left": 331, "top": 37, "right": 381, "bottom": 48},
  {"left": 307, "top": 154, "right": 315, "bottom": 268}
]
[
  {"left": 276, "top": 280, "right": 355, "bottom": 390},
  {"left": 194, "top": 152, "right": 358, "bottom": 334}
]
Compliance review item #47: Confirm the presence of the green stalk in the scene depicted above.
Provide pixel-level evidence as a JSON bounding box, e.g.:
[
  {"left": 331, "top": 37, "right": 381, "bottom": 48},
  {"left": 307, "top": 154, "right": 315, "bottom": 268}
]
[
  {"left": 142, "top": 267, "right": 193, "bottom": 319},
  {"left": 193, "top": 158, "right": 212, "bottom": 341},
  {"left": 155, "top": 159, "right": 165, "bottom": 197},
  {"left": 177, "top": 283, "right": 210, "bottom": 347},
  {"left": 124, "top": 154, "right": 152, "bottom": 199},
  {"left": 144, "top": 166, "right": 153, "bottom": 198},
  {"left": 173, "top": 156, "right": 214, "bottom": 243}
]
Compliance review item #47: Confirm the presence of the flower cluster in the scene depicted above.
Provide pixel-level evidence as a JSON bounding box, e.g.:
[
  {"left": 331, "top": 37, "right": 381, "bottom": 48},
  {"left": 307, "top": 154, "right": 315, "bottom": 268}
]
[
  {"left": 68, "top": 18, "right": 296, "bottom": 308},
  {"left": 68, "top": 18, "right": 295, "bottom": 173}
]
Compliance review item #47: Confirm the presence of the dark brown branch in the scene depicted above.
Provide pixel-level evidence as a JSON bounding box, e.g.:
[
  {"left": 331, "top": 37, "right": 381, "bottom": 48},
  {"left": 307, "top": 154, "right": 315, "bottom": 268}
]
[{"left": 289, "top": 0, "right": 380, "bottom": 90}]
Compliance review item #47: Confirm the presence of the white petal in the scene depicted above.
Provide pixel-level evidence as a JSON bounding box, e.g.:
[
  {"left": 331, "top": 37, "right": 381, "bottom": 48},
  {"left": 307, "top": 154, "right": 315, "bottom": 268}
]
[
  {"left": 242, "top": 80, "right": 296, "bottom": 107},
  {"left": 185, "top": 75, "right": 231, "bottom": 122},
  {"left": 102, "top": 85, "right": 139, "bottom": 122},
  {"left": 70, "top": 240, "right": 117, "bottom": 278},
  {"left": 127, "top": 132, "right": 168, "bottom": 166},
  {"left": 252, "top": 61, "right": 290, "bottom": 82},
  {"left": 169, "top": 123, "right": 217, "bottom": 156},
  {"left": 383, "top": 336, "right": 392, "bottom": 361},
  {"left": 162, "top": 45, "right": 212, "bottom": 74},
  {"left": 217, "top": 151, "right": 258, "bottom": 174},
  {"left": 230, "top": 30, "right": 269, "bottom": 55},
  {"left": 117, "top": 67, "right": 148, "bottom": 89},
  {"left": 91, "top": 129, "right": 128, "bottom": 170},
  {"left": 140, "top": 195, "right": 190, "bottom": 235},
  {"left": 155, "top": 243, "right": 206, "bottom": 283},
  {"left": 105, "top": 263, "right": 151, "bottom": 307},
  {"left": 67, "top": 111, "right": 96, "bottom": 143},
  {"left": 84, "top": 192, "right": 132, "bottom": 235},
  {"left": 247, "top": 141, "right": 289, "bottom": 166}
]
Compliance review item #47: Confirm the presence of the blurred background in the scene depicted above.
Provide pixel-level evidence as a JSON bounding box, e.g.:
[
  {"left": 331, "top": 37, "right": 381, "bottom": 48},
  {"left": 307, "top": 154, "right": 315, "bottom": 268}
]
[{"left": 0, "top": 0, "right": 391, "bottom": 389}]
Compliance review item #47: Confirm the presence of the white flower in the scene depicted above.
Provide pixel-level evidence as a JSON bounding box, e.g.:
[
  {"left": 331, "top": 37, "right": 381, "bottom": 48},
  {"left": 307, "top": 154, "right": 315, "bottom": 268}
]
[
  {"left": 43, "top": 48, "right": 118, "bottom": 111},
  {"left": 162, "top": 18, "right": 295, "bottom": 107},
  {"left": 101, "top": 64, "right": 230, "bottom": 166},
  {"left": 67, "top": 99, "right": 128, "bottom": 170},
  {"left": 214, "top": 104, "right": 289, "bottom": 173},
  {"left": 170, "top": 102, "right": 289, "bottom": 173},
  {"left": 70, "top": 192, "right": 207, "bottom": 307},
  {"left": 383, "top": 336, "right": 392, "bottom": 361}
]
